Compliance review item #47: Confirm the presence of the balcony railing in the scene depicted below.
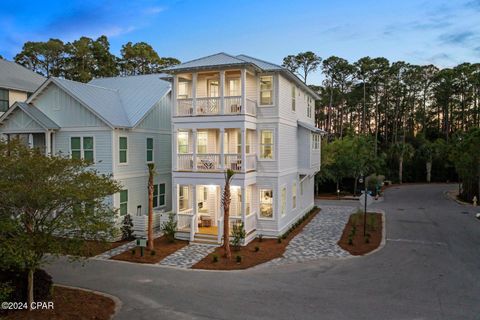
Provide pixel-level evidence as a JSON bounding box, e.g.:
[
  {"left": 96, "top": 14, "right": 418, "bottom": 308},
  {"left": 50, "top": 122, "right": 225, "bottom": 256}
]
[
  {"left": 177, "top": 153, "right": 256, "bottom": 172},
  {"left": 175, "top": 96, "right": 257, "bottom": 117},
  {"left": 196, "top": 154, "right": 221, "bottom": 171}
]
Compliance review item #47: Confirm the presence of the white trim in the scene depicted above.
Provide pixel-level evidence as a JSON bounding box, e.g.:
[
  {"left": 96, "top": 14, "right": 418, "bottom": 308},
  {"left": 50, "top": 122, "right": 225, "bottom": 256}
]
[
  {"left": 118, "top": 135, "right": 128, "bottom": 165},
  {"left": 146, "top": 136, "right": 154, "bottom": 164},
  {"left": 69, "top": 135, "right": 96, "bottom": 162},
  {"left": 258, "top": 186, "right": 275, "bottom": 221},
  {"left": 258, "top": 74, "right": 275, "bottom": 107},
  {"left": 258, "top": 127, "right": 275, "bottom": 161}
]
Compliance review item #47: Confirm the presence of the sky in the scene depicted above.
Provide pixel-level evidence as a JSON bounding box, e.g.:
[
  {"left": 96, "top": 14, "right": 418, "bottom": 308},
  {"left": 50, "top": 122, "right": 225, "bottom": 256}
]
[{"left": 1, "top": 0, "right": 479, "bottom": 85}]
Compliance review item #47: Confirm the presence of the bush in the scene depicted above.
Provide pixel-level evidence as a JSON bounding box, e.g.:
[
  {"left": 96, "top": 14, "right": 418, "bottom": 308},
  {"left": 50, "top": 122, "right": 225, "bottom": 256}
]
[
  {"left": 254, "top": 246, "right": 260, "bottom": 252},
  {"left": 236, "top": 255, "right": 242, "bottom": 263},
  {"left": 231, "top": 222, "right": 246, "bottom": 251},
  {"left": 277, "top": 237, "right": 282, "bottom": 244},
  {"left": 121, "top": 214, "right": 134, "bottom": 241},
  {"left": 348, "top": 237, "right": 353, "bottom": 245},
  {"left": 0, "top": 269, "right": 52, "bottom": 302},
  {"left": 0, "top": 282, "right": 13, "bottom": 303},
  {"left": 150, "top": 250, "right": 156, "bottom": 256},
  {"left": 212, "top": 254, "right": 219, "bottom": 263},
  {"left": 258, "top": 234, "right": 263, "bottom": 242},
  {"left": 161, "top": 212, "right": 177, "bottom": 243},
  {"left": 131, "top": 249, "right": 136, "bottom": 255}
]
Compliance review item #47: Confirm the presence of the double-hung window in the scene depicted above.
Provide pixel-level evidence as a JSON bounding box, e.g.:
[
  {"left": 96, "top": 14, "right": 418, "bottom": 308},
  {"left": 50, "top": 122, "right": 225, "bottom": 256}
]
[
  {"left": 260, "top": 130, "right": 274, "bottom": 159},
  {"left": 179, "top": 185, "right": 189, "bottom": 211},
  {"left": 153, "top": 183, "right": 166, "bottom": 208},
  {"left": 71, "top": 137, "right": 94, "bottom": 162},
  {"left": 119, "top": 190, "right": 128, "bottom": 215},
  {"left": 146, "top": 138, "right": 154, "bottom": 163},
  {"left": 197, "top": 131, "right": 208, "bottom": 154},
  {"left": 0, "top": 88, "right": 9, "bottom": 112},
  {"left": 291, "top": 85, "right": 296, "bottom": 112},
  {"left": 178, "top": 131, "right": 189, "bottom": 154},
  {"left": 260, "top": 189, "right": 273, "bottom": 218},
  {"left": 312, "top": 134, "right": 320, "bottom": 150},
  {"left": 119, "top": 137, "right": 128, "bottom": 163},
  {"left": 228, "top": 79, "right": 240, "bottom": 96},
  {"left": 260, "top": 76, "right": 273, "bottom": 105}
]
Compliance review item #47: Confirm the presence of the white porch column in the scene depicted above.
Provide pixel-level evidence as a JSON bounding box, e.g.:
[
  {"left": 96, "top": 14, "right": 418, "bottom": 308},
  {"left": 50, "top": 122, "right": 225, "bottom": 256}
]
[
  {"left": 192, "top": 73, "right": 197, "bottom": 116},
  {"left": 220, "top": 128, "right": 225, "bottom": 170},
  {"left": 241, "top": 128, "right": 246, "bottom": 172},
  {"left": 173, "top": 184, "right": 178, "bottom": 214},
  {"left": 173, "top": 75, "right": 178, "bottom": 117},
  {"left": 241, "top": 68, "right": 247, "bottom": 114},
  {"left": 192, "top": 129, "right": 197, "bottom": 172},
  {"left": 173, "top": 128, "right": 178, "bottom": 171},
  {"left": 45, "top": 130, "right": 51, "bottom": 156},
  {"left": 219, "top": 70, "right": 225, "bottom": 115},
  {"left": 241, "top": 185, "right": 247, "bottom": 229}
]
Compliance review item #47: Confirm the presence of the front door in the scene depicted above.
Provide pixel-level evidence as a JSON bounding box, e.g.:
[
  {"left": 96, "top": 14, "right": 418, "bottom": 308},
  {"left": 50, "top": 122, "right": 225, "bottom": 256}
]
[{"left": 197, "top": 185, "right": 218, "bottom": 235}]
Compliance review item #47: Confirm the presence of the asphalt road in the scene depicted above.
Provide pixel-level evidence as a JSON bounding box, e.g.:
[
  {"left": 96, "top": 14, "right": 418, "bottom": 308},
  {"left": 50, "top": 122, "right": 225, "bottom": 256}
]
[{"left": 46, "top": 184, "right": 480, "bottom": 320}]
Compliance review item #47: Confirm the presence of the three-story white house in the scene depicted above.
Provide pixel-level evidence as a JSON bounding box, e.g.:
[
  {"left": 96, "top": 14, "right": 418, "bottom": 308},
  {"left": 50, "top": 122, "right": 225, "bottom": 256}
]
[
  {"left": 163, "top": 53, "right": 322, "bottom": 245},
  {"left": 0, "top": 74, "right": 173, "bottom": 231}
]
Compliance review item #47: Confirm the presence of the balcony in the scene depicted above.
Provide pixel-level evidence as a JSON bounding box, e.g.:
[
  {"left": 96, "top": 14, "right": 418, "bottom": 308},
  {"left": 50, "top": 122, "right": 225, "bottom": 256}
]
[
  {"left": 174, "top": 69, "right": 257, "bottom": 117},
  {"left": 177, "top": 153, "right": 256, "bottom": 172}
]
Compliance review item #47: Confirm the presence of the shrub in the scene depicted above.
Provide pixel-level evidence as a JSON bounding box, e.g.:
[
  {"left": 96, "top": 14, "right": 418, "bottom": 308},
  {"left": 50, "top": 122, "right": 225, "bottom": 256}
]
[
  {"left": 120, "top": 214, "right": 135, "bottom": 241},
  {"left": 212, "top": 254, "right": 219, "bottom": 263},
  {"left": 0, "top": 282, "right": 13, "bottom": 303},
  {"left": 150, "top": 250, "right": 156, "bottom": 256},
  {"left": 364, "top": 237, "right": 370, "bottom": 244},
  {"left": 131, "top": 249, "right": 136, "bottom": 255},
  {"left": 277, "top": 237, "right": 282, "bottom": 244},
  {"left": 161, "top": 212, "right": 177, "bottom": 243},
  {"left": 258, "top": 234, "right": 263, "bottom": 242},
  {"left": 0, "top": 269, "right": 52, "bottom": 302},
  {"left": 348, "top": 237, "right": 353, "bottom": 245},
  {"left": 254, "top": 246, "right": 260, "bottom": 252},
  {"left": 231, "top": 222, "right": 246, "bottom": 251},
  {"left": 236, "top": 255, "right": 242, "bottom": 263}
]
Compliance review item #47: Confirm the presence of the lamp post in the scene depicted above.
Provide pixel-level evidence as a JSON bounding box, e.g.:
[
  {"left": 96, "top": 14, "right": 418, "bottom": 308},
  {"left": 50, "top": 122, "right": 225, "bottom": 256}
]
[{"left": 359, "top": 174, "right": 367, "bottom": 236}]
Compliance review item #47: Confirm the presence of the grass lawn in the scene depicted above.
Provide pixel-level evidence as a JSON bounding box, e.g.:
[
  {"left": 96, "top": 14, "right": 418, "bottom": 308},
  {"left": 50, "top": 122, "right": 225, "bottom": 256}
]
[
  {"left": 192, "top": 207, "right": 320, "bottom": 270},
  {"left": 3, "top": 285, "right": 115, "bottom": 320},
  {"left": 110, "top": 235, "right": 188, "bottom": 264},
  {"left": 337, "top": 212, "right": 382, "bottom": 255}
]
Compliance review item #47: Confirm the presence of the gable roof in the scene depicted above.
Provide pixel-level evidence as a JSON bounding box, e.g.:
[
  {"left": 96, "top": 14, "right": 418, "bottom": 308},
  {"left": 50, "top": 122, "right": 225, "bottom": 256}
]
[
  {"left": 27, "top": 74, "right": 171, "bottom": 129},
  {"left": 0, "top": 102, "right": 59, "bottom": 130},
  {"left": 163, "top": 52, "right": 320, "bottom": 99},
  {"left": 0, "top": 59, "right": 46, "bottom": 93}
]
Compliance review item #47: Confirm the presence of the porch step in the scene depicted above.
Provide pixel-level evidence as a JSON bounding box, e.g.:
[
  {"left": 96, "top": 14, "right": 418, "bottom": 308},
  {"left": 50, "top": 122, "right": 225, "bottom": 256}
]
[
  {"left": 175, "top": 231, "right": 190, "bottom": 241},
  {"left": 193, "top": 233, "right": 219, "bottom": 245}
]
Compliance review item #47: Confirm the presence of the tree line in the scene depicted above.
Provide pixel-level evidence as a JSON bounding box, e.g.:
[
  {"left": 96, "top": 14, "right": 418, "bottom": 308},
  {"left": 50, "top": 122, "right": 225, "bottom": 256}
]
[{"left": 12, "top": 36, "right": 180, "bottom": 82}]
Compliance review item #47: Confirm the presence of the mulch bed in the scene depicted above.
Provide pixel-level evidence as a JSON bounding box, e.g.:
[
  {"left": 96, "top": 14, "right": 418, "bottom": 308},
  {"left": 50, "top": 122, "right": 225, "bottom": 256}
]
[
  {"left": 110, "top": 235, "right": 188, "bottom": 264},
  {"left": 4, "top": 285, "right": 115, "bottom": 320},
  {"left": 337, "top": 212, "right": 382, "bottom": 255},
  {"left": 58, "top": 239, "right": 129, "bottom": 257},
  {"left": 192, "top": 207, "right": 320, "bottom": 270}
]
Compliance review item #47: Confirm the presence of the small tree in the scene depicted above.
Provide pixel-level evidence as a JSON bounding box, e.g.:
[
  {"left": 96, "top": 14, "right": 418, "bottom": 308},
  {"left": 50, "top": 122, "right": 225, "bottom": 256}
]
[
  {"left": 161, "top": 212, "right": 177, "bottom": 243},
  {"left": 231, "top": 222, "right": 246, "bottom": 251},
  {"left": 121, "top": 214, "right": 134, "bottom": 240},
  {"left": 0, "top": 140, "right": 120, "bottom": 309},
  {"left": 221, "top": 169, "right": 235, "bottom": 259},
  {"left": 147, "top": 163, "right": 155, "bottom": 251}
]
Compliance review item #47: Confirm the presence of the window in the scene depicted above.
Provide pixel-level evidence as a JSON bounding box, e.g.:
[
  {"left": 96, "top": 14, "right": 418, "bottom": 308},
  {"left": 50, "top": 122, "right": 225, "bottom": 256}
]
[
  {"left": 119, "top": 137, "right": 128, "bottom": 163},
  {"left": 178, "top": 131, "right": 189, "bottom": 154},
  {"left": 260, "top": 130, "right": 274, "bottom": 159},
  {"left": 291, "top": 85, "right": 296, "bottom": 112},
  {"left": 236, "top": 131, "right": 242, "bottom": 154},
  {"left": 260, "top": 189, "right": 273, "bottom": 218},
  {"left": 301, "top": 180, "right": 304, "bottom": 195},
  {"left": 0, "top": 89, "right": 9, "bottom": 112},
  {"left": 179, "top": 185, "right": 189, "bottom": 211},
  {"left": 208, "top": 80, "right": 219, "bottom": 97},
  {"left": 71, "top": 137, "right": 94, "bottom": 161},
  {"left": 312, "top": 133, "right": 320, "bottom": 150},
  {"left": 119, "top": 190, "right": 128, "bottom": 215},
  {"left": 153, "top": 183, "right": 166, "bottom": 208},
  {"left": 228, "top": 79, "right": 240, "bottom": 96},
  {"left": 307, "top": 96, "right": 313, "bottom": 118},
  {"left": 146, "top": 138, "right": 154, "bottom": 162},
  {"left": 292, "top": 183, "right": 297, "bottom": 209},
  {"left": 197, "top": 131, "right": 208, "bottom": 154},
  {"left": 281, "top": 186, "right": 286, "bottom": 216},
  {"left": 260, "top": 76, "right": 273, "bottom": 105},
  {"left": 178, "top": 81, "right": 189, "bottom": 99}
]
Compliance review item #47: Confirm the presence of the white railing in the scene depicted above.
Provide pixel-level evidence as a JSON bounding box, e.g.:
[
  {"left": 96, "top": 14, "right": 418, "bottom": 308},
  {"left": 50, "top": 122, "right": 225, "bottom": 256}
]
[
  {"left": 177, "top": 209, "right": 193, "bottom": 231},
  {"left": 196, "top": 154, "right": 220, "bottom": 171},
  {"left": 177, "top": 98, "right": 193, "bottom": 116},
  {"left": 217, "top": 216, "right": 224, "bottom": 244},
  {"left": 190, "top": 214, "right": 197, "bottom": 241},
  {"left": 177, "top": 154, "right": 193, "bottom": 170},
  {"left": 196, "top": 97, "right": 220, "bottom": 115},
  {"left": 246, "top": 98, "right": 257, "bottom": 115},
  {"left": 246, "top": 154, "right": 256, "bottom": 171},
  {"left": 132, "top": 210, "right": 164, "bottom": 237},
  {"left": 224, "top": 96, "right": 242, "bottom": 114},
  {"left": 225, "top": 154, "right": 242, "bottom": 172},
  {"left": 244, "top": 212, "right": 257, "bottom": 234}
]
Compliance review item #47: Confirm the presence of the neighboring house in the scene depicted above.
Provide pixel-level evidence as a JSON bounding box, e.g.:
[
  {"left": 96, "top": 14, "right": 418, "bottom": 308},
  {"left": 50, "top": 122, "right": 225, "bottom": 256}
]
[
  {"left": 0, "top": 59, "right": 45, "bottom": 115},
  {"left": 0, "top": 74, "right": 173, "bottom": 228},
  {"left": 163, "top": 52, "right": 322, "bottom": 245}
]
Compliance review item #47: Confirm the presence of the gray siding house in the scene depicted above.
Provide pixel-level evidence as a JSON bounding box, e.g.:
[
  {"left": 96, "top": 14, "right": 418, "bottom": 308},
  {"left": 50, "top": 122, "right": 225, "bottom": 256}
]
[{"left": 0, "top": 74, "right": 173, "bottom": 226}]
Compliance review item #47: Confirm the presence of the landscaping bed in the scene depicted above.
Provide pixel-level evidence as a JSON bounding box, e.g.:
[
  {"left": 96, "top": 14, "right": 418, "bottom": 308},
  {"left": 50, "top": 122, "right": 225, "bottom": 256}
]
[
  {"left": 337, "top": 212, "right": 382, "bottom": 255},
  {"left": 59, "top": 238, "right": 129, "bottom": 257},
  {"left": 192, "top": 207, "right": 320, "bottom": 270},
  {"left": 4, "top": 285, "right": 115, "bottom": 320},
  {"left": 111, "top": 235, "right": 188, "bottom": 263}
]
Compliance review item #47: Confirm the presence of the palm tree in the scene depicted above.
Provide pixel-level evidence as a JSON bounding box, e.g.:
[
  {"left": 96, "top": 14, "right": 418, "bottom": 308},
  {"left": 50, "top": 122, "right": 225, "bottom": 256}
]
[
  {"left": 147, "top": 163, "right": 155, "bottom": 250},
  {"left": 391, "top": 142, "right": 414, "bottom": 184},
  {"left": 221, "top": 169, "right": 235, "bottom": 259}
]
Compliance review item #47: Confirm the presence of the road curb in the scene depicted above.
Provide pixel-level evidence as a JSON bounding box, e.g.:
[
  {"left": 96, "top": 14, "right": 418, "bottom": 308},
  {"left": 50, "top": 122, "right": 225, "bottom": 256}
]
[{"left": 54, "top": 284, "right": 122, "bottom": 320}]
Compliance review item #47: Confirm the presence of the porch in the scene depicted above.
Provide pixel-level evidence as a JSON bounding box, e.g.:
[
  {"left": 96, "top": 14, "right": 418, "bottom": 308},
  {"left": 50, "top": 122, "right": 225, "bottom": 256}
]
[{"left": 175, "top": 128, "right": 257, "bottom": 173}]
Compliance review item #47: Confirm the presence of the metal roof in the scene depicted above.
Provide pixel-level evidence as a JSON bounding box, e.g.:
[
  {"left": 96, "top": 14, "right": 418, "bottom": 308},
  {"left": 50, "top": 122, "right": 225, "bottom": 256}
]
[
  {"left": 298, "top": 120, "right": 325, "bottom": 133},
  {"left": 0, "top": 59, "right": 46, "bottom": 93},
  {"left": 0, "top": 102, "right": 60, "bottom": 130},
  {"left": 235, "top": 54, "right": 284, "bottom": 71}
]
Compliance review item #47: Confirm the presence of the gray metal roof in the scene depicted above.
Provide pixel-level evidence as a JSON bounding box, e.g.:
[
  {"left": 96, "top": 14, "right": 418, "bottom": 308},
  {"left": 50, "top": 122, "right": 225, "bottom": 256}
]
[
  {"left": 0, "top": 59, "right": 46, "bottom": 92},
  {"left": 298, "top": 120, "right": 324, "bottom": 133},
  {"left": 0, "top": 102, "right": 60, "bottom": 130},
  {"left": 235, "top": 54, "right": 284, "bottom": 71}
]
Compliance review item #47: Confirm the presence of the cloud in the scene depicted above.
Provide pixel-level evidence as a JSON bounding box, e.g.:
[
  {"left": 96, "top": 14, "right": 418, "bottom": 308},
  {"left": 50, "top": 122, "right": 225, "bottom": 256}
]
[
  {"left": 439, "top": 31, "right": 476, "bottom": 45},
  {"left": 465, "top": 0, "right": 480, "bottom": 11}
]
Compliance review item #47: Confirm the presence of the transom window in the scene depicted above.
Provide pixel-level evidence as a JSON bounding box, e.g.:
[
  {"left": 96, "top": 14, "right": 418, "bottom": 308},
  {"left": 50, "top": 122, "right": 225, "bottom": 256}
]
[
  {"left": 0, "top": 88, "right": 9, "bottom": 112},
  {"left": 260, "top": 130, "right": 274, "bottom": 159},
  {"left": 119, "top": 137, "right": 128, "bottom": 163},
  {"left": 119, "top": 190, "right": 128, "bottom": 215},
  {"left": 71, "top": 137, "right": 94, "bottom": 162},
  {"left": 153, "top": 183, "right": 166, "bottom": 208},
  {"left": 260, "top": 76, "right": 273, "bottom": 105},
  {"left": 146, "top": 138, "right": 154, "bottom": 163},
  {"left": 178, "top": 131, "right": 189, "bottom": 154},
  {"left": 260, "top": 189, "right": 273, "bottom": 218}
]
